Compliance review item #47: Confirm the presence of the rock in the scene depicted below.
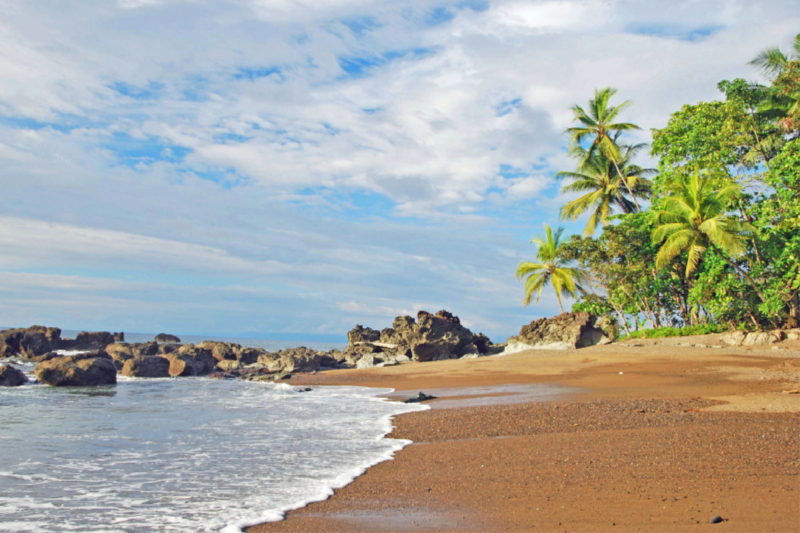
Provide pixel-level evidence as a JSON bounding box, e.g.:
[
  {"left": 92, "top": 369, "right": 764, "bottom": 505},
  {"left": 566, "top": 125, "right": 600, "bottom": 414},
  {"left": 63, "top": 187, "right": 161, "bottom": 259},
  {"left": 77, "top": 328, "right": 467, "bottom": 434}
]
[
  {"left": 75, "top": 331, "right": 116, "bottom": 350},
  {"left": 742, "top": 331, "right": 783, "bottom": 346},
  {"left": 216, "top": 359, "right": 242, "bottom": 372},
  {"left": 784, "top": 329, "right": 800, "bottom": 341},
  {"left": 0, "top": 365, "right": 28, "bottom": 387},
  {"left": 157, "top": 343, "right": 180, "bottom": 355},
  {"left": 356, "top": 354, "right": 384, "bottom": 368},
  {"left": 258, "top": 347, "right": 322, "bottom": 373},
  {"left": 105, "top": 342, "right": 161, "bottom": 369},
  {"left": 709, "top": 516, "right": 723, "bottom": 524},
  {"left": 120, "top": 356, "right": 171, "bottom": 378},
  {"left": 159, "top": 353, "right": 202, "bottom": 377},
  {"left": 176, "top": 345, "right": 217, "bottom": 375},
  {"left": 155, "top": 333, "right": 181, "bottom": 343},
  {"left": 197, "top": 341, "right": 240, "bottom": 362},
  {"left": 35, "top": 354, "right": 117, "bottom": 386},
  {"left": 404, "top": 392, "right": 437, "bottom": 403},
  {"left": 720, "top": 331, "right": 746, "bottom": 346},
  {"left": 504, "top": 312, "right": 606, "bottom": 352},
  {"left": 0, "top": 326, "right": 62, "bottom": 358},
  {"left": 347, "top": 325, "right": 381, "bottom": 345},
  {"left": 596, "top": 315, "right": 619, "bottom": 342},
  {"left": 235, "top": 347, "right": 264, "bottom": 365},
  {"left": 113, "top": 332, "right": 125, "bottom": 342},
  {"left": 27, "top": 352, "right": 60, "bottom": 363}
]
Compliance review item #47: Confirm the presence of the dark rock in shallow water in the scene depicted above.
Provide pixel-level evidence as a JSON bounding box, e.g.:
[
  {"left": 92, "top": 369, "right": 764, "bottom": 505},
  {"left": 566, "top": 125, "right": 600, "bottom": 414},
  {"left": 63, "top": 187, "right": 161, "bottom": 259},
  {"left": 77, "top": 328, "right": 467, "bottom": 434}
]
[
  {"left": 35, "top": 354, "right": 117, "bottom": 386},
  {"left": 0, "top": 365, "right": 28, "bottom": 387},
  {"left": 404, "top": 392, "right": 437, "bottom": 403},
  {"left": 120, "top": 356, "right": 171, "bottom": 378},
  {"left": 105, "top": 343, "right": 160, "bottom": 370},
  {"left": 159, "top": 353, "right": 202, "bottom": 377},
  {"left": 27, "top": 352, "right": 60, "bottom": 363},
  {"left": 0, "top": 326, "right": 62, "bottom": 358},
  {"left": 155, "top": 333, "right": 181, "bottom": 343},
  {"left": 75, "top": 331, "right": 115, "bottom": 350},
  {"left": 113, "top": 332, "right": 125, "bottom": 342},
  {"left": 197, "top": 341, "right": 240, "bottom": 362},
  {"left": 175, "top": 345, "right": 216, "bottom": 375},
  {"left": 157, "top": 343, "right": 180, "bottom": 355}
]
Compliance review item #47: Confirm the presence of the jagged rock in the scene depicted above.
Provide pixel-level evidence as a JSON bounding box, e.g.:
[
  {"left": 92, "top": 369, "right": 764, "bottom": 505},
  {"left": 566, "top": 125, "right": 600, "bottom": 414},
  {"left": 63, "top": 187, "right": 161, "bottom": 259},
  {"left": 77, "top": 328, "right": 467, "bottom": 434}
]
[
  {"left": 743, "top": 331, "right": 783, "bottom": 346},
  {"left": 175, "top": 345, "right": 217, "bottom": 374},
  {"left": 258, "top": 347, "right": 321, "bottom": 373},
  {"left": 105, "top": 342, "right": 161, "bottom": 369},
  {"left": 0, "top": 365, "right": 28, "bottom": 387},
  {"left": 356, "top": 354, "right": 384, "bottom": 368},
  {"left": 504, "top": 312, "right": 606, "bottom": 353},
  {"left": 236, "top": 347, "right": 264, "bottom": 365},
  {"left": 596, "top": 315, "right": 619, "bottom": 342},
  {"left": 75, "top": 331, "right": 116, "bottom": 350},
  {"left": 197, "top": 341, "right": 240, "bottom": 362},
  {"left": 121, "top": 356, "right": 171, "bottom": 378},
  {"left": 35, "top": 353, "right": 117, "bottom": 386},
  {"left": 216, "top": 359, "right": 242, "bottom": 372},
  {"left": 113, "top": 332, "right": 125, "bottom": 342},
  {"left": 27, "top": 352, "right": 60, "bottom": 363},
  {"left": 159, "top": 353, "right": 202, "bottom": 377},
  {"left": 786, "top": 329, "right": 800, "bottom": 341},
  {"left": 721, "top": 330, "right": 746, "bottom": 346},
  {"left": 157, "top": 344, "right": 180, "bottom": 355},
  {"left": 155, "top": 333, "right": 181, "bottom": 343},
  {"left": 0, "top": 326, "right": 62, "bottom": 358},
  {"left": 347, "top": 325, "right": 380, "bottom": 345}
]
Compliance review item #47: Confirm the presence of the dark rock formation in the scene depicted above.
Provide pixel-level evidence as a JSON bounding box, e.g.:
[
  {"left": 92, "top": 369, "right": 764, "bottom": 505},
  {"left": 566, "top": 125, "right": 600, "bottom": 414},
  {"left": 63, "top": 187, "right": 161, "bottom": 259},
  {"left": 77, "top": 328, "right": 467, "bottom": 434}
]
[
  {"left": 105, "top": 342, "right": 161, "bottom": 370},
  {"left": 197, "top": 341, "right": 240, "bottom": 362},
  {"left": 155, "top": 333, "right": 181, "bottom": 343},
  {"left": 74, "top": 331, "right": 115, "bottom": 350},
  {"left": 341, "top": 310, "right": 492, "bottom": 366},
  {"left": 159, "top": 353, "right": 202, "bottom": 377},
  {"left": 505, "top": 312, "right": 608, "bottom": 353},
  {"left": 157, "top": 344, "right": 180, "bottom": 355},
  {"left": 113, "top": 332, "right": 125, "bottom": 342},
  {"left": 35, "top": 352, "right": 117, "bottom": 386},
  {"left": 257, "top": 347, "right": 321, "bottom": 373},
  {"left": 0, "top": 365, "right": 28, "bottom": 387},
  {"left": 0, "top": 326, "right": 62, "bottom": 358},
  {"left": 120, "top": 356, "right": 171, "bottom": 378},
  {"left": 27, "top": 352, "right": 60, "bottom": 363},
  {"left": 175, "top": 345, "right": 217, "bottom": 375}
]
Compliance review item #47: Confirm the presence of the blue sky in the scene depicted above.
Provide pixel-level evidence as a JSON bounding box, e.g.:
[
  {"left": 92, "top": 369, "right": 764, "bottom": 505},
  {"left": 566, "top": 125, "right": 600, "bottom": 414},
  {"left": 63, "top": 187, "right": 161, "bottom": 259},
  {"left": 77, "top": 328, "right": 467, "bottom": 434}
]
[{"left": 0, "top": 0, "right": 796, "bottom": 342}]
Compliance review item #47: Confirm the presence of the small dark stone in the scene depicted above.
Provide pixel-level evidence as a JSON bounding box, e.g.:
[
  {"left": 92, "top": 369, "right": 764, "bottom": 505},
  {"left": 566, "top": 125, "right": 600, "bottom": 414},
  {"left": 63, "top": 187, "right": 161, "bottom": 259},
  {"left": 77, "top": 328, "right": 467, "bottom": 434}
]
[
  {"left": 709, "top": 516, "right": 723, "bottom": 524},
  {"left": 404, "top": 391, "right": 437, "bottom": 403}
]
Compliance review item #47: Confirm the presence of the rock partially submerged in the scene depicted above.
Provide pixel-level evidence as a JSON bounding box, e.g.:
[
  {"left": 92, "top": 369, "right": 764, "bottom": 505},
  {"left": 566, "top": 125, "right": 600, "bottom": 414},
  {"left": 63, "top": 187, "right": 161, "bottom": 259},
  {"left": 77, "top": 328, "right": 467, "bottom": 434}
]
[
  {"left": 404, "top": 392, "right": 437, "bottom": 403},
  {"left": 35, "top": 352, "right": 117, "bottom": 386},
  {"left": 155, "top": 333, "right": 181, "bottom": 343},
  {"left": 120, "top": 356, "right": 171, "bottom": 378},
  {"left": 504, "top": 312, "right": 610, "bottom": 353},
  {"left": 0, "top": 365, "right": 28, "bottom": 387},
  {"left": 0, "top": 326, "right": 62, "bottom": 358}
]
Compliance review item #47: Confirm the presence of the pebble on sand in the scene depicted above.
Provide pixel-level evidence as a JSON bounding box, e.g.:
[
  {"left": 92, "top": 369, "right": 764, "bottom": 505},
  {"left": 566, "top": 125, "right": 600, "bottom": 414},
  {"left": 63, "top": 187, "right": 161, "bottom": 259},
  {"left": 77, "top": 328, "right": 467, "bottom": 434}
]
[{"left": 709, "top": 516, "right": 723, "bottom": 524}]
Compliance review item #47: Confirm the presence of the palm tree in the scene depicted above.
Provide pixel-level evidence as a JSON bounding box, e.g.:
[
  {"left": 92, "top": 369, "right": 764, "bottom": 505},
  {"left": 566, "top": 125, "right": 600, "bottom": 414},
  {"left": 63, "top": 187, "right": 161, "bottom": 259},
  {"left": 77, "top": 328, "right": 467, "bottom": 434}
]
[
  {"left": 749, "top": 33, "right": 800, "bottom": 80},
  {"left": 565, "top": 87, "right": 643, "bottom": 212},
  {"left": 556, "top": 140, "right": 654, "bottom": 235},
  {"left": 651, "top": 173, "right": 765, "bottom": 302},
  {"left": 516, "top": 225, "right": 586, "bottom": 313}
]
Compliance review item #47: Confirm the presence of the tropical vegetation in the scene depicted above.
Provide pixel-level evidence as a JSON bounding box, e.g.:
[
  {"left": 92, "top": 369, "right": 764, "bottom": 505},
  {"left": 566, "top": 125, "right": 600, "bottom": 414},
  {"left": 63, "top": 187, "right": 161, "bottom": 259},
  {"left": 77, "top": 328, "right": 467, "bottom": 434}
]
[{"left": 518, "top": 33, "right": 800, "bottom": 333}]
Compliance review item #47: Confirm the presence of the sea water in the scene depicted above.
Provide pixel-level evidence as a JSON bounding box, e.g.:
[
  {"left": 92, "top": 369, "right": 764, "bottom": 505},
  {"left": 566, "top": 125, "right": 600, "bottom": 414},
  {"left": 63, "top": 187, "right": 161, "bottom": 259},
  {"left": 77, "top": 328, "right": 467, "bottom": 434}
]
[{"left": 0, "top": 354, "right": 426, "bottom": 532}]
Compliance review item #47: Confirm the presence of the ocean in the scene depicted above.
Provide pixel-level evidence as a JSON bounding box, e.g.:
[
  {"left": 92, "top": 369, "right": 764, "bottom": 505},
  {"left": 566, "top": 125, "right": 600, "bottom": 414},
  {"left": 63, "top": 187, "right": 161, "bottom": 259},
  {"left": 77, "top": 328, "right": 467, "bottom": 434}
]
[{"left": 0, "top": 336, "right": 426, "bottom": 532}]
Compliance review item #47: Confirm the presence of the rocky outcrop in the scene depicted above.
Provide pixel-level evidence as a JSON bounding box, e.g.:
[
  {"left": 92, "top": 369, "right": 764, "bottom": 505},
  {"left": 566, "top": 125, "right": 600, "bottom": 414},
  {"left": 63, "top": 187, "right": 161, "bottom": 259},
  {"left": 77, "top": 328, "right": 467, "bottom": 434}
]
[
  {"left": 105, "top": 342, "right": 160, "bottom": 370},
  {"left": 113, "top": 332, "right": 125, "bottom": 342},
  {"left": 0, "top": 326, "right": 62, "bottom": 358},
  {"left": 342, "top": 310, "right": 495, "bottom": 366},
  {"left": 155, "top": 333, "right": 181, "bottom": 343},
  {"left": 35, "top": 352, "right": 117, "bottom": 386},
  {"left": 596, "top": 315, "right": 619, "bottom": 342},
  {"left": 175, "top": 345, "right": 217, "bottom": 375},
  {"left": 120, "top": 356, "right": 171, "bottom": 378},
  {"left": 257, "top": 347, "right": 322, "bottom": 373},
  {"left": 504, "top": 312, "right": 608, "bottom": 353},
  {"left": 74, "top": 331, "right": 116, "bottom": 350},
  {"left": 0, "top": 365, "right": 28, "bottom": 387},
  {"left": 197, "top": 341, "right": 240, "bottom": 362},
  {"left": 722, "top": 330, "right": 785, "bottom": 346},
  {"left": 159, "top": 353, "right": 202, "bottom": 377}
]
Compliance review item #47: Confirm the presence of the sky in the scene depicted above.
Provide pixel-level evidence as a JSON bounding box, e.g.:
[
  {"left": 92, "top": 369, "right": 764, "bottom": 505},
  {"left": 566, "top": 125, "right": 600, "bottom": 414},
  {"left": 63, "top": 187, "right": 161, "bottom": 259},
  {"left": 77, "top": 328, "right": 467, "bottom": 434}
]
[{"left": 0, "top": 0, "right": 797, "bottom": 342}]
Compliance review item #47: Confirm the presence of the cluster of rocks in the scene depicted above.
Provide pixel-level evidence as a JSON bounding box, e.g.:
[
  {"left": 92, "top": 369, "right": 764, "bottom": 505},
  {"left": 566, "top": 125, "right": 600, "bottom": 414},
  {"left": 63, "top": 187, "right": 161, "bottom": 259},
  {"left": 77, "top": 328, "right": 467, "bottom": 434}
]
[
  {"left": 339, "top": 310, "right": 503, "bottom": 367},
  {"left": 720, "top": 329, "right": 799, "bottom": 346},
  {"left": 503, "top": 311, "right": 615, "bottom": 354}
]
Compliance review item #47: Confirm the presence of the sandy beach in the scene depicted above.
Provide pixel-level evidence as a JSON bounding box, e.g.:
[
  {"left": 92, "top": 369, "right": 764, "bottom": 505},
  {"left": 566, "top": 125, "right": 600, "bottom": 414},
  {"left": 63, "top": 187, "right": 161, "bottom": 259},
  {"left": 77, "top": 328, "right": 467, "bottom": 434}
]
[{"left": 249, "top": 336, "right": 800, "bottom": 532}]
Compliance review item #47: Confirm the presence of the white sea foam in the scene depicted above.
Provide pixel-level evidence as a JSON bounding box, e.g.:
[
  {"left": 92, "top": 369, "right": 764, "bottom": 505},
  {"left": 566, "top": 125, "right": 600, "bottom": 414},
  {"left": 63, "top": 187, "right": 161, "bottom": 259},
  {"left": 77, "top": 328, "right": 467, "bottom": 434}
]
[{"left": 0, "top": 378, "right": 426, "bottom": 532}]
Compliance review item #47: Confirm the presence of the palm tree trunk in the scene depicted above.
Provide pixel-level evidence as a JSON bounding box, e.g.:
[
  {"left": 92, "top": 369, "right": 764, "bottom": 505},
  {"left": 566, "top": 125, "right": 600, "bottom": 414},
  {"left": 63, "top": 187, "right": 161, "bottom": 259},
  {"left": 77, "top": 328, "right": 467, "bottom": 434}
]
[
  {"left": 709, "top": 243, "right": 767, "bottom": 303},
  {"left": 556, "top": 293, "right": 565, "bottom": 314},
  {"left": 611, "top": 158, "right": 642, "bottom": 213}
]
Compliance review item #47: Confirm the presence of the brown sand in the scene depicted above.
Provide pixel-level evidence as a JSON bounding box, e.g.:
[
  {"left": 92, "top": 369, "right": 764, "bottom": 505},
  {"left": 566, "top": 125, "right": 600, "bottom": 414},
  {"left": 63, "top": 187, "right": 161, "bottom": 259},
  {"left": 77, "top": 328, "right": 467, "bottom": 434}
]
[{"left": 249, "top": 339, "right": 800, "bottom": 533}]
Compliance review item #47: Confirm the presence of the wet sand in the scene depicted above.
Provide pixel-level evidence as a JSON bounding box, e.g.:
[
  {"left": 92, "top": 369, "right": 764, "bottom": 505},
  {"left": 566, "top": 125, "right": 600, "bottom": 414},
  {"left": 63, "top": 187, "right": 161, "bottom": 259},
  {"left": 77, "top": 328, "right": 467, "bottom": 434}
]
[{"left": 249, "top": 338, "right": 800, "bottom": 532}]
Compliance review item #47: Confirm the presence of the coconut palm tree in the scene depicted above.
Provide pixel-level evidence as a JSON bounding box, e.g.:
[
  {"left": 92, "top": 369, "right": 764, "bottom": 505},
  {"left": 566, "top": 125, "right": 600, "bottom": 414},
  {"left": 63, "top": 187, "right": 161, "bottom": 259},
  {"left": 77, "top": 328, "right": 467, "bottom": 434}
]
[
  {"left": 516, "top": 225, "right": 586, "bottom": 313},
  {"left": 749, "top": 33, "right": 800, "bottom": 80},
  {"left": 651, "top": 173, "right": 765, "bottom": 301},
  {"left": 565, "top": 87, "right": 643, "bottom": 212},
  {"left": 556, "top": 140, "right": 654, "bottom": 235}
]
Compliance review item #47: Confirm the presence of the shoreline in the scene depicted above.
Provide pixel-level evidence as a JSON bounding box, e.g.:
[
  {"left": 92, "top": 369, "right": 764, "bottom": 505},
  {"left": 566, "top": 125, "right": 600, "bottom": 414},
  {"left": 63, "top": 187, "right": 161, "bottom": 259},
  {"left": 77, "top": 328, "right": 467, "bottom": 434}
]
[{"left": 249, "top": 339, "right": 800, "bottom": 532}]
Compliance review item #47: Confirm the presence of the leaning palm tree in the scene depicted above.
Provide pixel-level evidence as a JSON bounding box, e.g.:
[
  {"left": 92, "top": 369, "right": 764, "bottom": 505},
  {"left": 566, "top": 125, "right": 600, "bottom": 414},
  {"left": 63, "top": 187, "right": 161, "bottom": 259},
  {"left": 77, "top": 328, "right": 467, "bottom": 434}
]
[
  {"left": 749, "top": 32, "right": 800, "bottom": 80},
  {"left": 651, "top": 173, "right": 765, "bottom": 302},
  {"left": 556, "top": 140, "right": 654, "bottom": 235},
  {"left": 565, "top": 87, "right": 643, "bottom": 212},
  {"left": 516, "top": 225, "right": 586, "bottom": 313}
]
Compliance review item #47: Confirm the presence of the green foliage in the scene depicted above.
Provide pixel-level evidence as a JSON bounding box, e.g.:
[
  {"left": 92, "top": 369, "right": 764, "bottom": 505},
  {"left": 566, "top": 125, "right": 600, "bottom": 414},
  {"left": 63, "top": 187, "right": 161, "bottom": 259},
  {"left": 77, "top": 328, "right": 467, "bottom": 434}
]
[
  {"left": 516, "top": 224, "right": 587, "bottom": 313},
  {"left": 622, "top": 323, "right": 727, "bottom": 340}
]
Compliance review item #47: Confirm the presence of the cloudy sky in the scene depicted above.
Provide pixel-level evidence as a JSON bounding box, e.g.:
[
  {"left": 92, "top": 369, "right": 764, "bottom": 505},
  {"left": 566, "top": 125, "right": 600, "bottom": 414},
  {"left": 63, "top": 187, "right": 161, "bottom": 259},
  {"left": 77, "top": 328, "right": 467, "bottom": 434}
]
[{"left": 0, "top": 0, "right": 796, "bottom": 341}]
